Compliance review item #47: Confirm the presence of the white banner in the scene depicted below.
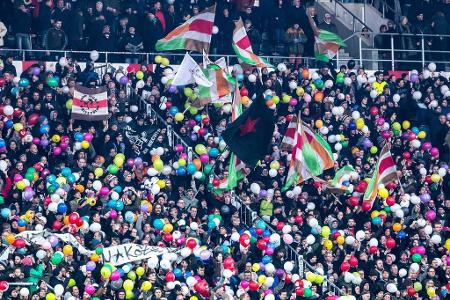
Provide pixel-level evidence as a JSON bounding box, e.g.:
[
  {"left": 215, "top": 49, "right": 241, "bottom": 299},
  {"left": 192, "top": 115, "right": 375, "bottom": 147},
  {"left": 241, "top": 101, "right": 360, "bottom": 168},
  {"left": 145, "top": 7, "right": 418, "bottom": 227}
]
[{"left": 0, "top": 230, "right": 178, "bottom": 266}]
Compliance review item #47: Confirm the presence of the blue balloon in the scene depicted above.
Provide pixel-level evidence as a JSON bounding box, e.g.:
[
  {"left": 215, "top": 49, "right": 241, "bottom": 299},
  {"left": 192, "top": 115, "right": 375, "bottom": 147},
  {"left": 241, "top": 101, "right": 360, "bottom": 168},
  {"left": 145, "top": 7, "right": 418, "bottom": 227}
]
[
  {"left": 67, "top": 174, "right": 77, "bottom": 183},
  {"left": 263, "top": 230, "right": 271, "bottom": 237},
  {"left": 187, "top": 163, "right": 196, "bottom": 175},
  {"left": 114, "top": 186, "right": 122, "bottom": 193},
  {"left": 125, "top": 211, "right": 135, "bottom": 223},
  {"left": 262, "top": 255, "right": 271, "bottom": 264},
  {"left": 173, "top": 268, "right": 182, "bottom": 278},
  {"left": 249, "top": 227, "right": 256, "bottom": 236},
  {"left": 117, "top": 268, "right": 125, "bottom": 277},
  {"left": 1, "top": 208, "right": 11, "bottom": 218},
  {"left": 185, "top": 271, "right": 192, "bottom": 278},
  {"left": 169, "top": 106, "right": 179, "bottom": 116},
  {"left": 39, "top": 124, "right": 50, "bottom": 134},
  {"left": 18, "top": 78, "right": 29, "bottom": 87},
  {"left": 208, "top": 148, "right": 219, "bottom": 158},
  {"left": 108, "top": 200, "right": 117, "bottom": 209},
  {"left": 18, "top": 219, "right": 27, "bottom": 227},
  {"left": 236, "top": 73, "right": 244, "bottom": 81},
  {"left": 311, "top": 227, "right": 319, "bottom": 235},
  {"left": 397, "top": 231, "right": 407, "bottom": 239},
  {"left": 271, "top": 276, "right": 280, "bottom": 288},
  {"left": 411, "top": 127, "right": 419, "bottom": 134},
  {"left": 372, "top": 216, "right": 382, "bottom": 226},
  {"left": 11, "top": 87, "right": 19, "bottom": 96},
  {"left": 57, "top": 203, "right": 68, "bottom": 214},
  {"left": 5, "top": 120, "right": 13, "bottom": 129},
  {"left": 177, "top": 167, "right": 186, "bottom": 176},
  {"left": 47, "top": 174, "right": 57, "bottom": 183},
  {"left": 153, "top": 219, "right": 164, "bottom": 230},
  {"left": 0, "top": 139, "right": 5, "bottom": 148},
  {"left": 221, "top": 245, "right": 229, "bottom": 254},
  {"left": 115, "top": 201, "right": 124, "bottom": 211},
  {"left": 256, "top": 220, "right": 267, "bottom": 229},
  {"left": 349, "top": 122, "right": 356, "bottom": 130},
  {"left": 74, "top": 132, "right": 84, "bottom": 142},
  {"left": 194, "top": 114, "right": 202, "bottom": 122},
  {"left": 208, "top": 220, "right": 216, "bottom": 229},
  {"left": 61, "top": 167, "right": 72, "bottom": 177}
]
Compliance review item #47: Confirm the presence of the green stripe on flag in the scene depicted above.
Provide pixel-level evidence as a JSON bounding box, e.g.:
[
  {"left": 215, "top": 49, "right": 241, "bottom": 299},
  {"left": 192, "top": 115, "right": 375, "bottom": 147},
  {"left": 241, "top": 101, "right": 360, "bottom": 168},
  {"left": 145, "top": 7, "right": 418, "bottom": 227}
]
[
  {"left": 332, "top": 165, "right": 355, "bottom": 185},
  {"left": 318, "top": 30, "right": 346, "bottom": 47},
  {"left": 155, "top": 37, "right": 186, "bottom": 51},
  {"left": 313, "top": 131, "right": 334, "bottom": 159}
]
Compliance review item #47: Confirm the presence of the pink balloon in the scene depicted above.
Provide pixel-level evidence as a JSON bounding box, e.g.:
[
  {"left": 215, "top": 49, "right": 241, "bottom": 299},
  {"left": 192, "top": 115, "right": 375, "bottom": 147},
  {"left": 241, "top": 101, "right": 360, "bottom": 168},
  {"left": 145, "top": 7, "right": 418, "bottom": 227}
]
[
  {"left": 199, "top": 154, "right": 209, "bottom": 164},
  {"left": 41, "top": 241, "right": 52, "bottom": 250},
  {"left": 84, "top": 133, "right": 93, "bottom": 142},
  {"left": 416, "top": 245, "right": 426, "bottom": 255},
  {"left": 303, "top": 94, "right": 312, "bottom": 103},
  {"left": 283, "top": 233, "right": 294, "bottom": 244},
  {"left": 175, "top": 144, "right": 184, "bottom": 152},
  {"left": 109, "top": 210, "right": 118, "bottom": 219},
  {"left": 14, "top": 174, "right": 23, "bottom": 182},
  {"left": 446, "top": 256, "right": 450, "bottom": 266},
  {"left": 53, "top": 147, "right": 62, "bottom": 155},
  {"left": 240, "top": 280, "right": 249, "bottom": 289},
  {"left": 422, "top": 142, "right": 432, "bottom": 151},
  {"left": 32, "top": 137, "right": 40, "bottom": 145},
  {"left": 126, "top": 158, "right": 134, "bottom": 167},
  {"left": 180, "top": 153, "right": 188, "bottom": 160},
  {"left": 60, "top": 142, "right": 68, "bottom": 150},
  {"left": 430, "top": 147, "right": 439, "bottom": 157},
  {"left": 85, "top": 285, "right": 95, "bottom": 295},
  {"left": 376, "top": 118, "right": 385, "bottom": 126},
  {"left": 110, "top": 271, "right": 121, "bottom": 281},
  {"left": 425, "top": 210, "right": 436, "bottom": 221},
  {"left": 99, "top": 186, "right": 110, "bottom": 196},
  {"left": 265, "top": 247, "right": 274, "bottom": 255},
  {"left": 289, "top": 98, "right": 298, "bottom": 106}
]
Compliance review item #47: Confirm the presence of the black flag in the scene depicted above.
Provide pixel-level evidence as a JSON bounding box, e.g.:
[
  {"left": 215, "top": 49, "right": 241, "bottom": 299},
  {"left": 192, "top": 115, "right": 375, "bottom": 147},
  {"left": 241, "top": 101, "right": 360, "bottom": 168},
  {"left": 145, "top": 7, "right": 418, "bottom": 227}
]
[{"left": 222, "top": 97, "right": 275, "bottom": 167}]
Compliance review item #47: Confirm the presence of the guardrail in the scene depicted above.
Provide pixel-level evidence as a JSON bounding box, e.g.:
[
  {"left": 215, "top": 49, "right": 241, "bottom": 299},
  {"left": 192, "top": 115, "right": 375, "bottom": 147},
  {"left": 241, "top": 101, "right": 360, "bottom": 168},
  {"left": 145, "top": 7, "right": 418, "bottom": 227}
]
[{"left": 134, "top": 91, "right": 344, "bottom": 296}]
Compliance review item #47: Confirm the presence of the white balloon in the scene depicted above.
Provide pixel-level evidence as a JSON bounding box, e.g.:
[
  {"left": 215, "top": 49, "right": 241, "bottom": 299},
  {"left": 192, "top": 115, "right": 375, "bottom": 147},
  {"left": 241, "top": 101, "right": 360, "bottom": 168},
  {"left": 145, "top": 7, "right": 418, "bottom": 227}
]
[
  {"left": 89, "top": 222, "right": 101, "bottom": 232},
  {"left": 36, "top": 250, "right": 46, "bottom": 260},
  {"left": 410, "top": 263, "right": 419, "bottom": 272},
  {"left": 0, "top": 160, "right": 7, "bottom": 171},
  {"left": 162, "top": 166, "right": 172, "bottom": 176},
  {"left": 3, "top": 105, "right": 13, "bottom": 116},
  {"left": 392, "top": 94, "right": 400, "bottom": 102},
  {"left": 428, "top": 62, "right": 437, "bottom": 72},
  {"left": 324, "top": 79, "right": 333, "bottom": 88},
  {"left": 59, "top": 57, "right": 67, "bottom": 67},
  {"left": 410, "top": 194, "right": 420, "bottom": 204},
  {"left": 416, "top": 218, "right": 426, "bottom": 227},
  {"left": 386, "top": 283, "right": 397, "bottom": 293},
  {"left": 351, "top": 111, "right": 360, "bottom": 119},
  {"left": 233, "top": 64, "right": 243, "bottom": 74},
  {"left": 370, "top": 90, "right": 378, "bottom": 99},
  {"left": 424, "top": 225, "right": 432, "bottom": 235},
  {"left": 265, "top": 263, "right": 275, "bottom": 274},
  {"left": 231, "top": 232, "right": 240, "bottom": 242},
  {"left": 160, "top": 259, "right": 172, "bottom": 270},
  {"left": 368, "top": 75, "right": 376, "bottom": 83},
  {"left": 320, "top": 126, "right": 329, "bottom": 135},
  {"left": 248, "top": 74, "right": 257, "bottom": 83},
  {"left": 130, "top": 105, "right": 138, "bottom": 113},
  {"left": 305, "top": 234, "right": 316, "bottom": 245},
  {"left": 151, "top": 184, "right": 160, "bottom": 195},
  {"left": 413, "top": 91, "right": 422, "bottom": 100},
  {"left": 423, "top": 69, "right": 431, "bottom": 79},
  {"left": 369, "top": 238, "right": 378, "bottom": 247},
  {"left": 222, "top": 269, "right": 233, "bottom": 278},
  {"left": 48, "top": 202, "right": 58, "bottom": 213},
  {"left": 419, "top": 167, "right": 427, "bottom": 176},
  {"left": 308, "top": 217, "right": 318, "bottom": 228},
  {"left": 284, "top": 261, "right": 294, "bottom": 272},
  {"left": 147, "top": 168, "right": 158, "bottom": 176},
  {"left": 20, "top": 288, "right": 29, "bottom": 297},
  {"left": 269, "top": 169, "right": 277, "bottom": 177},
  {"left": 282, "top": 225, "right": 292, "bottom": 234},
  {"left": 90, "top": 50, "right": 99, "bottom": 61},
  {"left": 54, "top": 284, "right": 64, "bottom": 296},
  {"left": 430, "top": 100, "right": 438, "bottom": 108},
  {"left": 334, "top": 143, "right": 343, "bottom": 151},
  {"left": 288, "top": 81, "right": 298, "bottom": 90},
  {"left": 277, "top": 63, "right": 287, "bottom": 72},
  {"left": 344, "top": 272, "right": 354, "bottom": 283},
  {"left": 431, "top": 234, "right": 441, "bottom": 244},
  {"left": 212, "top": 26, "right": 219, "bottom": 34},
  {"left": 355, "top": 230, "right": 365, "bottom": 241},
  {"left": 161, "top": 76, "right": 168, "bottom": 85},
  {"left": 438, "top": 168, "right": 447, "bottom": 177},
  {"left": 311, "top": 72, "right": 319, "bottom": 80},
  {"left": 395, "top": 209, "right": 404, "bottom": 218},
  {"left": 357, "top": 75, "right": 367, "bottom": 84},
  {"left": 344, "top": 77, "right": 352, "bottom": 86},
  {"left": 180, "top": 247, "right": 191, "bottom": 258},
  {"left": 166, "top": 281, "right": 175, "bottom": 290},
  {"left": 411, "top": 139, "right": 421, "bottom": 148},
  {"left": 399, "top": 268, "right": 407, "bottom": 277},
  {"left": 92, "top": 180, "right": 102, "bottom": 191},
  {"left": 345, "top": 236, "right": 355, "bottom": 245},
  {"left": 250, "top": 182, "right": 260, "bottom": 194},
  {"left": 190, "top": 222, "right": 199, "bottom": 230}
]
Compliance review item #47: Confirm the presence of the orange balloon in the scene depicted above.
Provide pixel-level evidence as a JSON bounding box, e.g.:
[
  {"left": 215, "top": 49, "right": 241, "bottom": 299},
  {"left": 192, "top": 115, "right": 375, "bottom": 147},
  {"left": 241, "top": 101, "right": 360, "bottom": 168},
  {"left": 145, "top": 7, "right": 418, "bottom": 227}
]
[
  {"left": 266, "top": 99, "right": 274, "bottom": 107},
  {"left": 147, "top": 203, "right": 153, "bottom": 213},
  {"left": 18, "top": 226, "right": 26, "bottom": 232},
  {"left": 302, "top": 69, "right": 310, "bottom": 79},
  {"left": 75, "top": 184, "right": 85, "bottom": 193},
  {"left": 5, "top": 233, "right": 15, "bottom": 245},
  {"left": 241, "top": 96, "right": 249, "bottom": 106},
  {"left": 63, "top": 216, "right": 70, "bottom": 225},
  {"left": 90, "top": 253, "right": 100, "bottom": 262},
  {"left": 392, "top": 223, "right": 402, "bottom": 232},
  {"left": 336, "top": 235, "right": 345, "bottom": 245},
  {"left": 193, "top": 159, "right": 202, "bottom": 170},
  {"left": 314, "top": 91, "right": 324, "bottom": 102},
  {"left": 151, "top": 155, "right": 160, "bottom": 162}
]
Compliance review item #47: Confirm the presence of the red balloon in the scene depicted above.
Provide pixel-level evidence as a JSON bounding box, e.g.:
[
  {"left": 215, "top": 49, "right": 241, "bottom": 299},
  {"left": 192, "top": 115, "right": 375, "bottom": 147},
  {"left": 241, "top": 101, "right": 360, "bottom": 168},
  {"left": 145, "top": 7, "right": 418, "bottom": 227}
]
[
  {"left": 68, "top": 212, "right": 79, "bottom": 224},
  {"left": 212, "top": 179, "right": 220, "bottom": 187},
  {"left": 12, "top": 238, "right": 26, "bottom": 248},
  {"left": 202, "top": 118, "right": 210, "bottom": 125},
  {"left": 76, "top": 217, "right": 84, "bottom": 227},
  {"left": 198, "top": 128, "right": 206, "bottom": 136},
  {"left": 332, "top": 232, "right": 341, "bottom": 240},
  {"left": 294, "top": 279, "right": 304, "bottom": 288},
  {"left": 255, "top": 228, "right": 263, "bottom": 236},
  {"left": 410, "top": 246, "right": 417, "bottom": 254},
  {"left": 285, "top": 114, "right": 294, "bottom": 122},
  {"left": 369, "top": 245, "right": 378, "bottom": 254},
  {"left": 223, "top": 257, "right": 235, "bottom": 269},
  {"left": 370, "top": 106, "right": 379, "bottom": 116},
  {"left": 348, "top": 256, "right": 358, "bottom": 267},
  {"left": 296, "top": 288, "right": 304, "bottom": 296},
  {"left": 186, "top": 238, "right": 197, "bottom": 249},
  {"left": 28, "top": 113, "right": 40, "bottom": 126},
  {"left": 53, "top": 220, "right": 63, "bottom": 231},
  {"left": 361, "top": 201, "right": 372, "bottom": 212},
  {"left": 407, "top": 287, "right": 416, "bottom": 296},
  {"left": 194, "top": 280, "right": 209, "bottom": 297},
  {"left": 256, "top": 239, "right": 267, "bottom": 250},
  {"left": 276, "top": 222, "right": 285, "bottom": 231},
  {"left": 340, "top": 262, "right": 350, "bottom": 272},
  {"left": 248, "top": 281, "right": 259, "bottom": 291},
  {"left": 165, "top": 272, "right": 175, "bottom": 282},
  {"left": 348, "top": 196, "right": 359, "bottom": 207},
  {"left": 386, "top": 238, "right": 396, "bottom": 249},
  {"left": 239, "top": 233, "right": 250, "bottom": 248},
  {"left": 0, "top": 280, "right": 9, "bottom": 291},
  {"left": 240, "top": 88, "right": 248, "bottom": 97},
  {"left": 0, "top": 77, "right": 5, "bottom": 87},
  {"left": 13, "top": 108, "right": 23, "bottom": 118},
  {"left": 163, "top": 233, "right": 173, "bottom": 242},
  {"left": 402, "top": 152, "right": 411, "bottom": 160},
  {"left": 165, "top": 102, "right": 172, "bottom": 109},
  {"left": 294, "top": 215, "right": 303, "bottom": 224}
]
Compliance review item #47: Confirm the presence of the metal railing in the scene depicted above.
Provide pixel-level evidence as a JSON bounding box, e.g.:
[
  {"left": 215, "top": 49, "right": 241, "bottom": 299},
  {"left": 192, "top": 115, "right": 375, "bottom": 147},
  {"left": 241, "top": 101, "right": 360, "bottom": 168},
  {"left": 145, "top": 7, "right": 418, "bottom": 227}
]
[{"left": 331, "top": 0, "right": 373, "bottom": 32}]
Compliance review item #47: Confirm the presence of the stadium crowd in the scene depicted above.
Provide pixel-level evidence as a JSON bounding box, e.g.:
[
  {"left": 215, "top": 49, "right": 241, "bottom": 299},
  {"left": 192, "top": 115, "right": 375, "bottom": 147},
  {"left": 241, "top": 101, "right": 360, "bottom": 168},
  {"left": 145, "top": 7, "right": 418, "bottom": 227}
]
[
  {"left": 0, "top": 0, "right": 448, "bottom": 300},
  {"left": 0, "top": 0, "right": 448, "bottom": 62}
]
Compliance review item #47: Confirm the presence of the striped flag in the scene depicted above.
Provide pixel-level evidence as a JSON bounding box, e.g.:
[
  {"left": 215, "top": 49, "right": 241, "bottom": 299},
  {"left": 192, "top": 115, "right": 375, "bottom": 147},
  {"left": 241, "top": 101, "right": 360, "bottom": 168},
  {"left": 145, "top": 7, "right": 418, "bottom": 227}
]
[
  {"left": 319, "top": 165, "right": 355, "bottom": 194},
  {"left": 307, "top": 16, "right": 345, "bottom": 62},
  {"left": 282, "top": 115, "right": 334, "bottom": 190},
  {"left": 71, "top": 85, "right": 108, "bottom": 121},
  {"left": 363, "top": 144, "right": 398, "bottom": 209},
  {"left": 155, "top": 5, "right": 216, "bottom": 53},
  {"left": 196, "top": 51, "right": 232, "bottom": 107},
  {"left": 232, "top": 18, "right": 273, "bottom": 68}
]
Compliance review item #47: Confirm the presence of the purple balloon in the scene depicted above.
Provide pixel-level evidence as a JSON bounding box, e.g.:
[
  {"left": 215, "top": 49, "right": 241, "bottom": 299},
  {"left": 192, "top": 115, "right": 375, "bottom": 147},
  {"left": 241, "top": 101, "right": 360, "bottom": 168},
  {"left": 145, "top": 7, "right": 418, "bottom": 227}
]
[
  {"left": 48, "top": 235, "right": 59, "bottom": 247},
  {"left": 32, "top": 67, "right": 41, "bottom": 76},
  {"left": 23, "top": 190, "right": 34, "bottom": 201},
  {"left": 119, "top": 76, "right": 128, "bottom": 85},
  {"left": 275, "top": 269, "right": 285, "bottom": 278},
  {"left": 190, "top": 133, "right": 198, "bottom": 141},
  {"left": 168, "top": 85, "right": 177, "bottom": 93},
  {"left": 134, "top": 157, "right": 143, "bottom": 166},
  {"left": 259, "top": 189, "right": 268, "bottom": 198},
  {"left": 420, "top": 193, "right": 430, "bottom": 204},
  {"left": 40, "top": 139, "right": 49, "bottom": 147},
  {"left": 410, "top": 73, "right": 419, "bottom": 82},
  {"left": 362, "top": 138, "right": 372, "bottom": 149},
  {"left": 86, "top": 261, "right": 96, "bottom": 271}
]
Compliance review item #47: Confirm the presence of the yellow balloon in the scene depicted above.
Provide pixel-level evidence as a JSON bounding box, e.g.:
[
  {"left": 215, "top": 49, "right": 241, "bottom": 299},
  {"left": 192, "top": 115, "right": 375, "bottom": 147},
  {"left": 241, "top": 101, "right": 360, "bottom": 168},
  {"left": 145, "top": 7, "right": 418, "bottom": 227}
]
[
  {"left": 94, "top": 168, "right": 104, "bottom": 178},
  {"left": 155, "top": 55, "right": 162, "bottom": 64},
  {"left": 252, "top": 263, "right": 260, "bottom": 272},
  {"left": 125, "top": 290, "right": 134, "bottom": 299},
  {"left": 445, "top": 238, "right": 450, "bottom": 251},
  {"left": 63, "top": 245, "right": 73, "bottom": 255},
  {"left": 13, "top": 123, "right": 24, "bottom": 132},
  {"left": 51, "top": 134, "right": 61, "bottom": 143},
  {"left": 157, "top": 180, "right": 166, "bottom": 189},
  {"left": 257, "top": 275, "right": 266, "bottom": 285},
  {"left": 378, "top": 188, "right": 388, "bottom": 199},
  {"left": 321, "top": 226, "right": 331, "bottom": 237},
  {"left": 431, "top": 174, "right": 440, "bottom": 183},
  {"left": 46, "top": 293, "right": 56, "bottom": 300},
  {"left": 336, "top": 236, "right": 345, "bottom": 245},
  {"left": 136, "top": 266, "right": 145, "bottom": 277},
  {"left": 114, "top": 157, "right": 124, "bottom": 167},
  {"left": 323, "top": 239, "right": 333, "bottom": 250},
  {"left": 356, "top": 118, "right": 365, "bottom": 130},
  {"left": 116, "top": 153, "right": 126, "bottom": 160},
  {"left": 161, "top": 58, "right": 170, "bottom": 66},
  {"left": 178, "top": 158, "right": 186, "bottom": 167},
  {"left": 123, "top": 279, "right": 134, "bottom": 290},
  {"left": 306, "top": 272, "right": 316, "bottom": 282},
  {"left": 153, "top": 159, "right": 164, "bottom": 171},
  {"left": 16, "top": 181, "right": 26, "bottom": 190},
  {"left": 175, "top": 112, "right": 184, "bottom": 122},
  {"left": 296, "top": 87, "right": 305, "bottom": 97},
  {"left": 163, "top": 223, "right": 173, "bottom": 233},
  {"left": 141, "top": 280, "right": 152, "bottom": 291},
  {"left": 427, "top": 287, "right": 435, "bottom": 297},
  {"left": 370, "top": 210, "right": 380, "bottom": 219},
  {"left": 190, "top": 297, "right": 199, "bottom": 300},
  {"left": 80, "top": 140, "right": 90, "bottom": 149},
  {"left": 402, "top": 120, "right": 410, "bottom": 130},
  {"left": 417, "top": 131, "right": 426, "bottom": 139},
  {"left": 315, "top": 275, "right": 324, "bottom": 284}
]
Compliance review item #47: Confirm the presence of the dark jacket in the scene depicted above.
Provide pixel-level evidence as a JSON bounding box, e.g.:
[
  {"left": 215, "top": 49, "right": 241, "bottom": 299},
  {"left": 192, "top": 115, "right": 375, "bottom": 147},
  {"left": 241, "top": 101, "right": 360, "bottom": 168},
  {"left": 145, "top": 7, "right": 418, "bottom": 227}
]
[{"left": 44, "top": 28, "right": 68, "bottom": 50}]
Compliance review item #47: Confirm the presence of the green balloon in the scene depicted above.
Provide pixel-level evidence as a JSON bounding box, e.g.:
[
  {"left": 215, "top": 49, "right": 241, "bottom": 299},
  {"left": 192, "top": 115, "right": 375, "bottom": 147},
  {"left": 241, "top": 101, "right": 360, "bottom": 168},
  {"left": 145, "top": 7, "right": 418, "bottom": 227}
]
[
  {"left": 47, "top": 77, "right": 58, "bottom": 88},
  {"left": 25, "top": 172, "right": 34, "bottom": 182},
  {"left": 95, "top": 247, "right": 103, "bottom": 255},
  {"left": 0, "top": 195, "right": 3, "bottom": 205},
  {"left": 207, "top": 183, "right": 214, "bottom": 190},
  {"left": 108, "top": 164, "right": 119, "bottom": 174},
  {"left": 195, "top": 144, "right": 207, "bottom": 155},
  {"left": 413, "top": 281, "right": 422, "bottom": 291},
  {"left": 127, "top": 271, "right": 136, "bottom": 281},
  {"left": 384, "top": 206, "right": 391, "bottom": 213},
  {"left": 27, "top": 168, "right": 36, "bottom": 174},
  {"left": 47, "top": 185, "right": 57, "bottom": 194},
  {"left": 411, "top": 253, "right": 422, "bottom": 263},
  {"left": 51, "top": 253, "right": 63, "bottom": 265},
  {"left": 203, "top": 164, "right": 213, "bottom": 175},
  {"left": 304, "top": 287, "right": 312, "bottom": 298},
  {"left": 341, "top": 140, "right": 349, "bottom": 148}
]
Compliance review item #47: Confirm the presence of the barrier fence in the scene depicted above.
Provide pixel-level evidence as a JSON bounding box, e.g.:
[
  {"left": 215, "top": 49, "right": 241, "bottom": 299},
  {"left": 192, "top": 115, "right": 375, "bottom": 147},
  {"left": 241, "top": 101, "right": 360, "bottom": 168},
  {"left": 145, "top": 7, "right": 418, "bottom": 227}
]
[{"left": 134, "top": 92, "right": 345, "bottom": 296}]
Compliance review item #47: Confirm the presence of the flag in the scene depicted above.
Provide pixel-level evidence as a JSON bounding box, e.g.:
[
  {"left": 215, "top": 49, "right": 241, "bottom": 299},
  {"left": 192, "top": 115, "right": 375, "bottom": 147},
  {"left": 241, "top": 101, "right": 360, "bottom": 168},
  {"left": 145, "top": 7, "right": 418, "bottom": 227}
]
[
  {"left": 282, "top": 115, "right": 334, "bottom": 190},
  {"left": 155, "top": 5, "right": 216, "bottom": 53},
  {"left": 196, "top": 51, "right": 232, "bottom": 107},
  {"left": 307, "top": 15, "right": 345, "bottom": 62},
  {"left": 171, "top": 53, "right": 212, "bottom": 87},
  {"left": 232, "top": 18, "right": 273, "bottom": 68},
  {"left": 222, "top": 93, "right": 275, "bottom": 167},
  {"left": 363, "top": 144, "right": 398, "bottom": 209},
  {"left": 71, "top": 85, "right": 108, "bottom": 121},
  {"left": 320, "top": 165, "right": 355, "bottom": 194}
]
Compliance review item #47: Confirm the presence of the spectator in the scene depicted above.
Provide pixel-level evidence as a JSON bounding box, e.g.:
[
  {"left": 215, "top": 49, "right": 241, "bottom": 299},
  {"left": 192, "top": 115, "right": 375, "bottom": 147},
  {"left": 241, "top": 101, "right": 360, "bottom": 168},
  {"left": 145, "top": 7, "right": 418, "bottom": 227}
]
[
  {"left": 215, "top": 7, "right": 235, "bottom": 55},
  {"left": 271, "top": 0, "right": 288, "bottom": 55},
  {"left": 411, "top": 13, "right": 433, "bottom": 61},
  {"left": 43, "top": 20, "right": 68, "bottom": 51},
  {"left": 121, "top": 26, "right": 143, "bottom": 63},
  {"left": 430, "top": 11, "right": 449, "bottom": 69},
  {"left": 153, "top": 1, "right": 166, "bottom": 33},
  {"left": 319, "top": 13, "right": 338, "bottom": 34},
  {"left": 285, "top": 23, "right": 307, "bottom": 67},
  {"left": 165, "top": 4, "right": 180, "bottom": 33},
  {"left": 67, "top": 9, "right": 85, "bottom": 51},
  {"left": 396, "top": 16, "right": 414, "bottom": 69},
  {"left": 374, "top": 25, "right": 391, "bottom": 70},
  {"left": 51, "top": 0, "right": 70, "bottom": 29},
  {"left": 244, "top": 19, "right": 261, "bottom": 55},
  {"left": 95, "top": 25, "right": 116, "bottom": 52},
  {"left": 14, "top": 4, "right": 33, "bottom": 50},
  {"left": 37, "top": 0, "right": 54, "bottom": 47},
  {"left": 0, "top": 20, "right": 7, "bottom": 49},
  {"left": 141, "top": 11, "right": 164, "bottom": 53}
]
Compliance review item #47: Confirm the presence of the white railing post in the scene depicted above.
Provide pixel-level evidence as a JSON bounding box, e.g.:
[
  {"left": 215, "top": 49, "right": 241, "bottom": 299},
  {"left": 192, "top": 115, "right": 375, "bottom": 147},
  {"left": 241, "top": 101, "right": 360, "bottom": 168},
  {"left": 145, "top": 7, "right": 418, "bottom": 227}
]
[
  {"left": 359, "top": 36, "right": 363, "bottom": 67},
  {"left": 421, "top": 36, "right": 425, "bottom": 69},
  {"left": 390, "top": 35, "right": 395, "bottom": 70}
]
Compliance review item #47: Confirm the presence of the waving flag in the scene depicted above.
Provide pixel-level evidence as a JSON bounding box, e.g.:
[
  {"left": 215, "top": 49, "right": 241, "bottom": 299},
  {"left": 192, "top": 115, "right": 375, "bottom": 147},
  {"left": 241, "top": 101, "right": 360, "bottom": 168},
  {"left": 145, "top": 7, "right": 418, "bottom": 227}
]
[
  {"left": 363, "top": 144, "right": 398, "bottom": 209},
  {"left": 72, "top": 85, "right": 108, "bottom": 121},
  {"left": 232, "top": 18, "right": 272, "bottom": 68},
  {"left": 319, "top": 165, "right": 355, "bottom": 194},
  {"left": 282, "top": 115, "right": 334, "bottom": 190},
  {"left": 155, "top": 5, "right": 216, "bottom": 53},
  {"left": 171, "top": 53, "right": 212, "bottom": 87},
  {"left": 307, "top": 16, "right": 345, "bottom": 62}
]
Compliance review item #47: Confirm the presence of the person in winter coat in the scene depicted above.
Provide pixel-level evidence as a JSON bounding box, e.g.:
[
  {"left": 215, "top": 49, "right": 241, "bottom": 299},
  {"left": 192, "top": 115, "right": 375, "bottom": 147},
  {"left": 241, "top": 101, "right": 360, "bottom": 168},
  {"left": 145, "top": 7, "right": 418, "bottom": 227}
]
[
  {"left": 319, "top": 13, "right": 338, "bottom": 34},
  {"left": 67, "top": 9, "right": 85, "bottom": 50},
  {"left": 285, "top": 23, "right": 307, "bottom": 66},
  {"left": 95, "top": 25, "right": 116, "bottom": 52},
  {"left": 120, "top": 26, "right": 143, "bottom": 64},
  {"left": 43, "top": 20, "right": 68, "bottom": 51},
  {"left": 244, "top": 19, "right": 261, "bottom": 55},
  {"left": 14, "top": 4, "right": 32, "bottom": 49},
  {"left": 141, "top": 10, "right": 163, "bottom": 53},
  {"left": 0, "top": 20, "right": 7, "bottom": 48},
  {"left": 271, "top": 0, "right": 288, "bottom": 55}
]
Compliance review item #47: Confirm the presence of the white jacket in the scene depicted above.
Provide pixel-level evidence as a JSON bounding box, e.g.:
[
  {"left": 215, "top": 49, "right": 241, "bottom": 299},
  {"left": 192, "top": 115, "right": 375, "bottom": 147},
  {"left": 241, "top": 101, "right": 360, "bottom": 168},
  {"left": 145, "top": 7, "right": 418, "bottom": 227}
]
[{"left": 0, "top": 22, "right": 7, "bottom": 47}]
